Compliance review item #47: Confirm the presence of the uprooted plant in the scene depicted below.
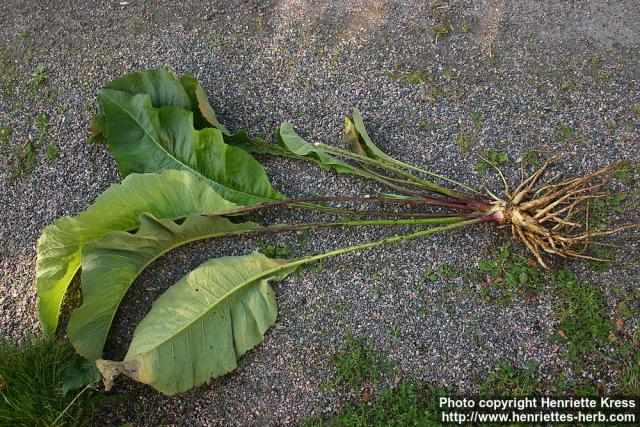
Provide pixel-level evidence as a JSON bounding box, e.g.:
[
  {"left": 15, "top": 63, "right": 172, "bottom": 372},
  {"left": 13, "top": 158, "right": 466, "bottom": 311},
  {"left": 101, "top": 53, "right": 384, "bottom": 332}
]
[{"left": 32, "top": 69, "right": 637, "bottom": 396}]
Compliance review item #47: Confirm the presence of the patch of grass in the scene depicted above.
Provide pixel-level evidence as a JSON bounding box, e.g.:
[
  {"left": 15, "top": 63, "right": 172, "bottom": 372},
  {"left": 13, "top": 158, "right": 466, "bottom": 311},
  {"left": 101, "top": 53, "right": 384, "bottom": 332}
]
[
  {"left": 587, "top": 56, "right": 601, "bottom": 69},
  {"left": 46, "top": 142, "right": 59, "bottom": 161},
  {"left": 521, "top": 148, "right": 540, "bottom": 167},
  {"left": 32, "top": 64, "right": 50, "bottom": 87},
  {"left": 258, "top": 240, "right": 294, "bottom": 258},
  {"left": 478, "top": 245, "right": 542, "bottom": 304},
  {"left": 590, "top": 193, "right": 626, "bottom": 230},
  {"left": 469, "top": 113, "right": 484, "bottom": 129},
  {"left": 589, "top": 248, "right": 618, "bottom": 271},
  {"left": 476, "top": 149, "right": 509, "bottom": 173},
  {"left": 480, "top": 361, "right": 542, "bottom": 396},
  {"left": 613, "top": 163, "right": 638, "bottom": 185},
  {"left": 330, "top": 334, "right": 393, "bottom": 388},
  {"left": 432, "top": 24, "right": 450, "bottom": 41},
  {"left": 306, "top": 382, "right": 442, "bottom": 426},
  {"left": 8, "top": 141, "right": 38, "bottom": 180},
  {"left": 554, "top": 123, "right": 575, "bottom": 142},
  {"left": 456, "top": 134, "right": 474, "bottom": 153},
  {"left": 461, "top": 20, "right": 471, "bottom": 33},
  {"left": 553, "top": 268, "right": 612, "bottom": 364},
  {"left": 442, "top": 68, "right": 455, "bottom": 81},
  {"left": 633, "top": 106, "right": 640, "bottom": 117},
  {"left": 436, "top": 264, "right": 457, "bottom": 279},
  {"left": 406, "top": 70, "right": 428, "bottom": 85},
  {"left": 0, "top": 125, "right": 12, "bottom": 158},
  {"left": 418, "top": 121, "right": 437, "bottom": 131},
  {"left": 0, "top": 337, "right": 105, "bottom": 426},
  {"left": 616, "top": 330, "right": 639, "bottom": 395}
]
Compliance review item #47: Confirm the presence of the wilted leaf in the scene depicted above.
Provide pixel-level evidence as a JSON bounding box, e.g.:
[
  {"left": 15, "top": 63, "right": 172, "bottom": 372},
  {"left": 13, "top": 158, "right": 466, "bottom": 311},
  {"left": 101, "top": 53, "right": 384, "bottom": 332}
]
[{"left": 346, "top": 108, "right": 395, "bottom": 163}]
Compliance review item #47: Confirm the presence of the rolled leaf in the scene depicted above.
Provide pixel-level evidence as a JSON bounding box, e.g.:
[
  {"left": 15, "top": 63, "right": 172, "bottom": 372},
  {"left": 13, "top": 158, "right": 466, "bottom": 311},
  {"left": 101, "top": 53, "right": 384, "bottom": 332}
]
[
  {"left": 97, "top": 252, "right": 308, "bottom": 395},
  {"left": 36, "top": 170, "right": 237, "bottom": 334},
  {"left": 69, "top": 213, "right": 261, "bottom": 361},
  {"left": 277, "top": 123, "right": 367, "bottom": 177},
  {"left": 347, "top": 107, "right": 396, "bottom": 163},
  {"left": 99, "top": 88, "right": 285, "bottom": 205}
]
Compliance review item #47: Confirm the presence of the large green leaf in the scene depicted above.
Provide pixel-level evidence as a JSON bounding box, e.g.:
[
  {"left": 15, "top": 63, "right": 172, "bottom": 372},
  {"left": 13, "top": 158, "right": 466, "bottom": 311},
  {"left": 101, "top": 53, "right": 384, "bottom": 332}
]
[
  {"left": 96, "top": 252, "right": 307, "bottom": 395},
  {"left": 277, "top": 123, "right": 367, "bottom": 177},
  {"left": 99, "top": 88, "right": 285, "bottom": 205},
  {"left": 102, "top": 68, "right": 223, "bottom": 131},
  {"left": 36, "top": 170, "right": 237, "bottom": 334},
  {"left": 68, "top": 213, "right": 261, "bottom": 361}
]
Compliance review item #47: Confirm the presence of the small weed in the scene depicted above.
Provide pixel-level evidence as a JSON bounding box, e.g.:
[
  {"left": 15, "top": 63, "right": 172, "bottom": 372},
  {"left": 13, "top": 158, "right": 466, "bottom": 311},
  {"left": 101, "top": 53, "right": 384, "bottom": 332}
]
[
  {"left": 432, "top": 25, "right": 450, "bottom": 42},
  {"left": 554, "top": 123, "right": 575, "bottom": 142},
  {"left": 590, "top": 193, "right": 626, "bottom": 230},
  {"left": 312, "top": 47, "right": 324, "bottom": 58},
  {"left": 442, "top": 68, "right": 455, "bottom": 81},
  {"left": 46, "top": 143, "right": 59, "bottom": 160},
  {"left": 406, "top": 71, "right": 428, "bottom": 85},
  {"left": 469, "top": 113, "right": 484, "bottom": 129},
  {"left": 461, "top": 21, "right": 471, "bottom": 33},
  {"left": 421, "top": 267, "right": 438, "bottom": 283},
  {"left": 330, "top": 334, "right": 393, "bottom": 388},
  {"left": 553, "top": 268, "right": 612, "bottom": 364},
  {"left": 521, "top": 148, "right": 540, "bottom": 167},
  {"left": 478, "top": 245, "right": 542, "bottom": 304},
  {"left": 587, "top": 56, "right": 601, "bottom": 69},
  {"left": 436, "top": 264, "right": 457, "bottom": 279},
  {"left": 480, "top": 361, "right": 542, "bottom": 396},
  {"left": 258, "top": 241, "right": 294, "bottom": 258},
  {"left": 418, "top": 121, "right": 437, "bottom": 131},
  {"left": 476, "top": 149, "right": 509, "bottom": 173},
  {"left": 456, "top": 134, "right": 474, "bottom": 153},
  {"left": 32, "top": 64, "right": 50, "bottom": 87},
  {"left": 35, "top": 113, "right": 52, "bottom": 138},
  {"left": 633, "top": 106, "right": 640, "bottom": 117},
  {"left": 603, "top": 119, "right": 618, "bottom": 130}
]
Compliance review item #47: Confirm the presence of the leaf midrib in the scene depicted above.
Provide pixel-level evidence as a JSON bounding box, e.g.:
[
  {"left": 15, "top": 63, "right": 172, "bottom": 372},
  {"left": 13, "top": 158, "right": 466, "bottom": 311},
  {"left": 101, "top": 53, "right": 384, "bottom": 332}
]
[
  {"left": 102, "top": 89, "right": 278, "bottom": 203},
  {"left": 94, "top": 220, "right": 261, "bottom": 357},
  {"left": 125, "top": 255, "right": 306, "bottom": 359}
]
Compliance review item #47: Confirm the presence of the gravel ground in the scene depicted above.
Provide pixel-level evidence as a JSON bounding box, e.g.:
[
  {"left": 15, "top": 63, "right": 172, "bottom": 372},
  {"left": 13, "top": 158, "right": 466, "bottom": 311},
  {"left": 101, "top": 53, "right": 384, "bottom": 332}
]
[{"left": 1, "top": 0, "right": 639, "bottom": 425}]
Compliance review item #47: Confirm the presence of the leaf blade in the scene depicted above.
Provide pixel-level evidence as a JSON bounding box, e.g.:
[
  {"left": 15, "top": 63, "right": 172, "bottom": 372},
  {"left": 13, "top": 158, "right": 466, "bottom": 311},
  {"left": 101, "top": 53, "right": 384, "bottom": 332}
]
[
  {"left": 36, "top": 170, "right": 237, "bottom": 334},
  {"left": 96, "top": 252, "right": 305, "bottom": 395},
  {"left": 99, "top": 88, "right": 285, "bottom": 205},
  {"left": 68, "top": 213, "right": 261, "bottom": 361}
]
